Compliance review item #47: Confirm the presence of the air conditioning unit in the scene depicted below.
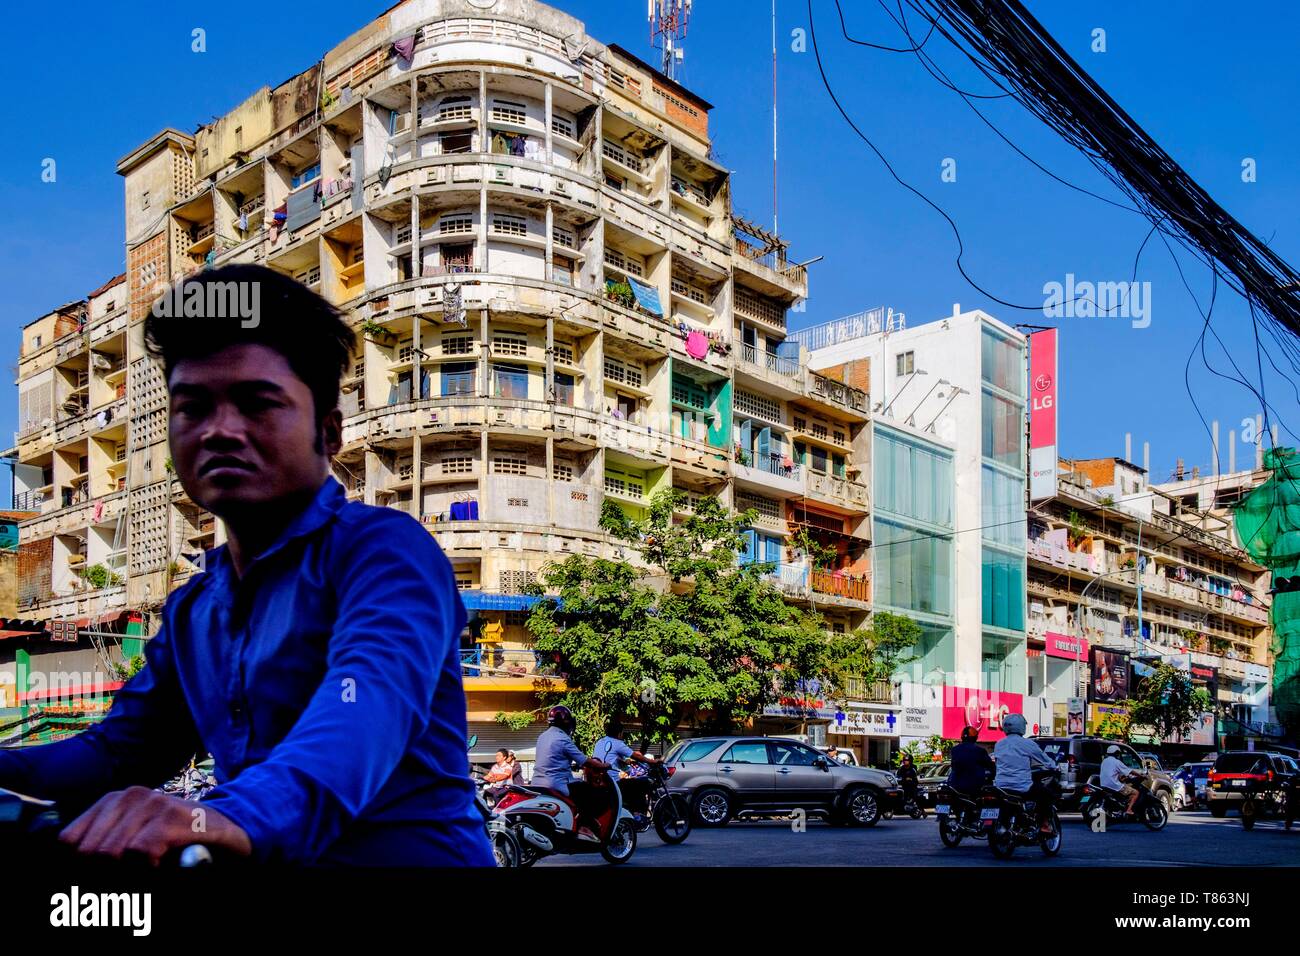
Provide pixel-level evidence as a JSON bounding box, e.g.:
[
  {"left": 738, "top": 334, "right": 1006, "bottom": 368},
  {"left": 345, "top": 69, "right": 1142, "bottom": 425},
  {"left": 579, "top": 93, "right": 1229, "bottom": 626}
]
[
  {"left": 492, "top": 166, "right": 511, "bottom": 184},
  {"left": 91, "top": 353, "right": 112, "bottom": 370}
]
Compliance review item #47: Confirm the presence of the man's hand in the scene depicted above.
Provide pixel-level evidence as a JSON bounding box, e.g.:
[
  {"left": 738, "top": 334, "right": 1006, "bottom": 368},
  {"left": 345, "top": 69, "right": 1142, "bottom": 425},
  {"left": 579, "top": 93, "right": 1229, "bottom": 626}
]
[{"left": 59, "top": 786, "right": 253, "bottom": 865}]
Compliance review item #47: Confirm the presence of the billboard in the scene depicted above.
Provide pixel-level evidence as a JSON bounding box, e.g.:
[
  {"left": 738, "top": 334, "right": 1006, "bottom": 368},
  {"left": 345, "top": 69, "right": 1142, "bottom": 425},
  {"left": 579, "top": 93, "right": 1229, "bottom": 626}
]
[
  {"left": 940, "top": 686, "right": 1025, "bottom": 742},
  {"left": 1089, "top": 646, "right": 1131, "bottom": 703},
  {"left": 1043, "top": 631, "right": 1089, "bottom": 661},
  {"left": 1028, "top": 329, "right": 1059, "bottom": 500}
]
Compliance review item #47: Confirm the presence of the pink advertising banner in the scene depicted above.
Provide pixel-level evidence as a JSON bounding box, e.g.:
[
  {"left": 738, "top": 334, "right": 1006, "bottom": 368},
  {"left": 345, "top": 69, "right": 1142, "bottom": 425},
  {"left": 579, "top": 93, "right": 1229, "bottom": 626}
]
[
  {"left": 1029, "top": 329, "right": 1059, "bottom": 500},
  {"left": 1043, "top": 631, "right": 1089, "bottom": 661},
  {"left": 941, "top": 687, "right": 1026, "bottom": 742}
]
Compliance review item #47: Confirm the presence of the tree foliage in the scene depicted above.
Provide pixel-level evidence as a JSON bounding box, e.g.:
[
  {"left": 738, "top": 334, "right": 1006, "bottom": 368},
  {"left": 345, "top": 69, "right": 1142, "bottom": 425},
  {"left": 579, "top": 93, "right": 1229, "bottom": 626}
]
[
  {"left": 523, "top": 490, "right": 918, "bottom": 748},
  {"left": 1127, "top": 663, "right": 1214, "bottom": 742}
]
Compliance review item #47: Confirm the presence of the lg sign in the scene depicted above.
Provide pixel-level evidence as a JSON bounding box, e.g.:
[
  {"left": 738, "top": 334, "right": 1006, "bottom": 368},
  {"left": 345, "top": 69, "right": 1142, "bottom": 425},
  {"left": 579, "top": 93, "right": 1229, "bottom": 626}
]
[{"left": 1032, "top": 373, "right": 1054, "bottom": 412}]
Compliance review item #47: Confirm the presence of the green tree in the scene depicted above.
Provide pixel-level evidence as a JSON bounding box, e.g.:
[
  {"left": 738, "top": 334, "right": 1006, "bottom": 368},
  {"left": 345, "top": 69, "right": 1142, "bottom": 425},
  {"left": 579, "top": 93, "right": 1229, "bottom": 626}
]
[
  {"left": 113, "top": 654, "right": 146, "bottom": 681},
  {"left": 520, "top": 490, "right": 862, "bottom": 748},
  {"left": 1127, "top": 662, "right": 1213, "bottom": 742}
]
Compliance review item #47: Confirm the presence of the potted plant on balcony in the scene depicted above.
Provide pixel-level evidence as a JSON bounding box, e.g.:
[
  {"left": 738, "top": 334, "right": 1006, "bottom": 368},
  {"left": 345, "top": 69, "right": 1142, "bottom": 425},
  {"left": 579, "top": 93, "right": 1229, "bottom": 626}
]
[{"left": 603, "top": 278, "right": 636, "bottom": 310}]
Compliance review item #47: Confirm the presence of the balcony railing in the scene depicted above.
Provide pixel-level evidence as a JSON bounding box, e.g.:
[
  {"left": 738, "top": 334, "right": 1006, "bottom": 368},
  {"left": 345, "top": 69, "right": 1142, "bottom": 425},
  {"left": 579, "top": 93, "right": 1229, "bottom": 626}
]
[
  {"left": 842, "top": 677, "right": 897, "bottom": 704},
  {"left": 459, "top": 646, "right": 559, "bottom": 679},
  {"left": 740, "top": 343, "right": 800, "bottom": 378},
  {"left": 808, "top": 372, "right": 868, "bottom": 412},
  {"left": 747, "top": 452, "right": 802, "bottom": 482},
  {"left": 812, "top": 570, "right": 870, "bottom": 603}
]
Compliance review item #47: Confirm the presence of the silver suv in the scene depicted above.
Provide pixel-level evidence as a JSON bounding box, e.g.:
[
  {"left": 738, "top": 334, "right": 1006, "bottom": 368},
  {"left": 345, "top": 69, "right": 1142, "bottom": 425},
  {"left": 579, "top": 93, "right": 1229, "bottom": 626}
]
[{"left": 663, "top": 736, "right": 902, "bottom": 827}]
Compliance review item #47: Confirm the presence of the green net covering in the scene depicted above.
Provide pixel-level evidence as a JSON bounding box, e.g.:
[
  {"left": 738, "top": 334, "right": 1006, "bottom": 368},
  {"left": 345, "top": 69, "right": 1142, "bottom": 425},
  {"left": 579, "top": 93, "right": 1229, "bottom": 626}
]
[{"left": 1234, "top": 447, "right": 1300, "bottom": 738}]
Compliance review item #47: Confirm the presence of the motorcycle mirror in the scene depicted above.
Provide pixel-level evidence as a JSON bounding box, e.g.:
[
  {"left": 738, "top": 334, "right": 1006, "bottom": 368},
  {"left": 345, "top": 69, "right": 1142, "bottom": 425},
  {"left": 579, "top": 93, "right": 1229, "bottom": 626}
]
[{"left": 467, "top": 734, "right": 478, "bottom": 751}]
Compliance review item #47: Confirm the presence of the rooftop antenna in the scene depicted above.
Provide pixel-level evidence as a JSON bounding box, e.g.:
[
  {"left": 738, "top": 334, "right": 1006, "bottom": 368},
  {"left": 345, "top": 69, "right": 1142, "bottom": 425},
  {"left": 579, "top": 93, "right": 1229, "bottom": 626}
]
[{"left": 649, "top": 0, "right": 692, "bottom": 82}]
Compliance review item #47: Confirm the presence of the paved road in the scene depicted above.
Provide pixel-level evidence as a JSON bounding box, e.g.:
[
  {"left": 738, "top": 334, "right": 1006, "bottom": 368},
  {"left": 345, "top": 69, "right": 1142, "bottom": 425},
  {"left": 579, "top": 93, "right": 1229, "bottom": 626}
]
[{"left": 539, "top": 809, "right": 1300, "bottom": 866}]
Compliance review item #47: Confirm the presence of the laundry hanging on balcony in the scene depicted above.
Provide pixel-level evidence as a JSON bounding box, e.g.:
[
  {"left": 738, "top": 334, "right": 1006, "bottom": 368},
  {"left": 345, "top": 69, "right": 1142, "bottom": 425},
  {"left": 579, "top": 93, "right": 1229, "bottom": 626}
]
[
  {"left": 392, "top": 33, "right": 417, "bottom": 63},
  {"left": 626, "top": 276, "right": 662, "bottom": 317},
  {"left": 684, "top": 330, "right": 709, "bottom": 360}
]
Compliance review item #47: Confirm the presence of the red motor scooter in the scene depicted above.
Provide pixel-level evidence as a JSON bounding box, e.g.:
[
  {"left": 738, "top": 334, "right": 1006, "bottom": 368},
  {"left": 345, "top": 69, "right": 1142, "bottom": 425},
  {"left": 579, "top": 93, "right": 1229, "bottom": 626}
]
[{"left": 494, "top": 766, "right": 638, "bottom": 866}]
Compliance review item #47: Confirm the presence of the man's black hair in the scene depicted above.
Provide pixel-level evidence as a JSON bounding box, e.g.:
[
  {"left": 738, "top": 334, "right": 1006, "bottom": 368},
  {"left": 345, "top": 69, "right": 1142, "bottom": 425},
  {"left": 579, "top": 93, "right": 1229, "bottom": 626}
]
[
  {"left": 143, "top": 264, "right": 354, "bottom": 422},
  {"left": 605, "top": 718, "right": 624, "bottom": 737}
]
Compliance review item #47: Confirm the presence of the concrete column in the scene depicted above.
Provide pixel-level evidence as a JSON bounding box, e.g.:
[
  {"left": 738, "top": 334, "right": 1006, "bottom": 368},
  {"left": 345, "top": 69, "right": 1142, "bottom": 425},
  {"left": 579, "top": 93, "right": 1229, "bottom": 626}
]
[{"left": 544, "top": 82, "right": 554, "bottom": 166}]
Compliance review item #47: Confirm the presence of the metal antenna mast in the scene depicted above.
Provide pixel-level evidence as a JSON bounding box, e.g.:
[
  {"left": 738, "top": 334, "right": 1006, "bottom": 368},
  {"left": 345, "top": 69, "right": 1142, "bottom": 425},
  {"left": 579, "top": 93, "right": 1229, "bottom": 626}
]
[{"left": 649, "top": 0, "right": 692, "bottom": 81}]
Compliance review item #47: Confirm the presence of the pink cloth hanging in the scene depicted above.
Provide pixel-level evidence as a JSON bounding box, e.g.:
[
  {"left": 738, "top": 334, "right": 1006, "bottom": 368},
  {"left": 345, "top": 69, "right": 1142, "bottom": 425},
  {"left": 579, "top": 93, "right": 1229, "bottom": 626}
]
[
  {"left": 684, "top": 331, "right": 710, "bottom": 360},
  {"left": 92, "top": 500, "right": 104, "bottom": 522},
  {"left": 392, "top": 34, "right": 417, "bottom": 62}
]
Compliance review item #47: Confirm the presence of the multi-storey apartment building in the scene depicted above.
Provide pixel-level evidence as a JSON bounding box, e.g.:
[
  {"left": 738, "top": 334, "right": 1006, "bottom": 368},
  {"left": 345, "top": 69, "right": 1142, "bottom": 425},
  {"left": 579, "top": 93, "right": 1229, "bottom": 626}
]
[
  {"left": 1024, "top": 456, "right": 1273, "bottom": 750},
  {"left": 4, "top": 0, "right": 870, "bottom": 753}
]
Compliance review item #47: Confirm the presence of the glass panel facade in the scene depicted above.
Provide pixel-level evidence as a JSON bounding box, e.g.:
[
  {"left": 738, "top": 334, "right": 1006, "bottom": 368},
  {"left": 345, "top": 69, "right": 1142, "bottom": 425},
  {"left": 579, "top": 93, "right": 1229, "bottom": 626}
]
[
  {"left": 982, "top": 630, "right": 1026, "bottom": 695},
  {"left": 981, "top": 325, "right": 1024, "bottom": 397},
  {"left": 981, "top": 465, "right": 1026, "bottom": 547},
  {"left": 897, "top": 623, "right": 955, "bottom": 685},
  {"left": 874, "top": 427, "right": 953, "bottom": 528},
  {"left": 981, "top": 389, "right": 1022, "bottom": 468},
  {"left": 874, "top": 519, "right": 952, "bottom": 617},
  {"left": 981, "top": 546, "right": 1025, "bottom": 631}
]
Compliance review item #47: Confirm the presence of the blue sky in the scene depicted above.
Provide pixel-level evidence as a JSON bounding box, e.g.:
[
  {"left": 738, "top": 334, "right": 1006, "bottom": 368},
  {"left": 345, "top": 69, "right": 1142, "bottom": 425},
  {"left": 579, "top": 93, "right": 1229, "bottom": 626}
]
[{"left": 1, "top": 0, "right": 1296, "bottom": 490}]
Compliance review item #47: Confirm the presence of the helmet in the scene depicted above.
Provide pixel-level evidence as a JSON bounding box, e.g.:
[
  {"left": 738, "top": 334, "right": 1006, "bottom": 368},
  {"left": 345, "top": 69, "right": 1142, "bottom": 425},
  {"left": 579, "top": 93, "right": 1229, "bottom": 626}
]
[
  {"left": 960, "top": 725, "right": 980, "bottom": 744},
  {"left": 1106, "top": 744, "right": 1122, "bottom": 756},
  {"left": 546, "top": 705, "right": 576, "bottom": 734},
  {"left": 1000, "top": 713, "right": 1028, "bottom": 736}
]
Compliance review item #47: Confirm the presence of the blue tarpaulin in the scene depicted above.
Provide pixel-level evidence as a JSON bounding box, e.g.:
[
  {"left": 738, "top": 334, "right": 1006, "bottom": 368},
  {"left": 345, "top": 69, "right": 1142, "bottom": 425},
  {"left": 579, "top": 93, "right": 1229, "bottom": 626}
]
[
  {"left": 627, "top": 277, "right": 663, "bottom": 316},
  {"left": 459, "top": 591, "right": 544, "bottom": 612}
]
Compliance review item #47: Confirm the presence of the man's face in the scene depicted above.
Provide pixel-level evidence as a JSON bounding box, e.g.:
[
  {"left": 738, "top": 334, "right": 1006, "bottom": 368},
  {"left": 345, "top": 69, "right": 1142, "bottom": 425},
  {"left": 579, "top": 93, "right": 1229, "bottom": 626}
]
[{"left": 168, "top": 344, "right": 341, "bottom": 516}]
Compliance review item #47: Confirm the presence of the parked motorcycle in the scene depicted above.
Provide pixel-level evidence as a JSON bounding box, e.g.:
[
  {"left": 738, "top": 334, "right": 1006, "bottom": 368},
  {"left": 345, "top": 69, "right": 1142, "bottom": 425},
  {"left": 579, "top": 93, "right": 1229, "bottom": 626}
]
[
  {"left": 981, "top": 767, "right": 1063, "bottom": 859},
  {"left": 1079, "top": 773, "right": 1168, "bottom": 831},
  {"left": 935, "top": 785, "right": 989, "bottom": 847},
  {"left": 494, "top": 766, "right": 638, "bottom": 865}
]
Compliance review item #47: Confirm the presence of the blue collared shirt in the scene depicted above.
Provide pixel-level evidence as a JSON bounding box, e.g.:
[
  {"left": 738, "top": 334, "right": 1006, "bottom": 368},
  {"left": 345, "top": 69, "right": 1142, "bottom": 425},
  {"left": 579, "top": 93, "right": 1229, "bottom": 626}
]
[{"left": 0, "top": 478, "right": 492, "bottom": 866}]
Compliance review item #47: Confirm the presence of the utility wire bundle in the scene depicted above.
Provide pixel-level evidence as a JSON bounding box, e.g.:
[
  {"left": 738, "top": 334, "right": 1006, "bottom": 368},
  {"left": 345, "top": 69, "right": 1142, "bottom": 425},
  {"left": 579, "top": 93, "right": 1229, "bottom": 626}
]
[{"left": 909, "top": 0, "right": 1300, "bottom": 345}]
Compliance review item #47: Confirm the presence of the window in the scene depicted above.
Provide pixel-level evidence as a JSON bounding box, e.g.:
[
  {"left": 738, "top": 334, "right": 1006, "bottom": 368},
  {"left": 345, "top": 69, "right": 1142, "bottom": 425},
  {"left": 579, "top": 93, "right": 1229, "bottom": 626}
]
[
  {"left": 982, "top": 389, "right": 1023, "bottom": 468},
  {"left": 441, "top": 361, "right": 476, "bottom": 396},
  {"left": 492, "top": 213, "right": 528, "bottom": 238},
  {"left": 873, "top": 518, "right": 953, "bottom": 616},
  {"left": 553, "top": 462, "right": 574, "bottom": 482},
  {"left": 492, "top": 456, "right": 529, "bottom": 476},
  {"left": 552, "top": 342, "right": 575, "bottom": 365},
  {"left": 615, "top": 393, "right": 636, "bottom": 420},
  {"left": 982, "top": 326, "right": 1024, "bottom": 397},
  {"left": 440, "top": 214, "right": 474, "bottom": 235},
  {"left": 603, "top": 247, "right": 644, "bottom": 277},
  {"left": 896, "top": 351, "right": 915, "bottom": 376},
  {"left": 982, "top": 548, "right": 1025, "bottom": 631},
  {"left": 604, "top": 468, "right": 645, "bottom": 499},
  {"left": 552, "top": 256, "right": 574, "bottom": 287},
  {"left": 673, "top": 740, "right": 723, "bottom": 763},
  {"left": 437, "top": 95, "right": 473, "bottom": 122},
  {"left": 440, "top": 131, "right": 473, "bottom": 154},
  {"left": 441, "top": 456, "right": 474, "bottom": 474},
  {"left": 442, "top": 335, "right": 473, "bottom": 355},
  {"left": 491, "top": 100, "right": 528, "bottom": 125},
  {"left": 139, "top": 261, "right": 157, "bottom": 285},
  {"left": 395, "top": 223, "right": 412, "bottom": 245},
  {"left": 291, "top": 162, "right": 321, "bottom": 189},
  {"left": 294, "top": 265, "right": 321, "bottom": 286},
  {"left": 982, "top": 465, "right": 1026, "bottom": 547},
  {"left": 397, "top": 339, "right": 415, "bottom": 363},
  {"left": 552, "top": 226, "right": 576, "bottom": 249},
  {"left": 551, "top": 114, "right": 575, "bottom": 139},
  {"left": 32, "top": 335, "right": 42, "bottom": 349},
  {"left": 720, "top": 743, "right": 769, "bottom": 765},
  {"left": 603, "top": 356, "right": 643, "bottom": 388},
  {"left": 735, "top": 493, "right": 780, "bottom": 521},
  {"left": 553, "top": 372, "right": 575, "bottom": 406},
  {"left": 874, "top": 427, "right": 953, "bottom": 527},
  {"left": 493, "top": 333, "right": 528, "bottom": 357},
  {"left": 442, "top": 242, "right": 474, "bottom": 270},
  {"left": 770, "top": 742, "right": 819, "bottom": 766},
  {"left": 492, "top": 363, "right": 529, "bottom": 399}
]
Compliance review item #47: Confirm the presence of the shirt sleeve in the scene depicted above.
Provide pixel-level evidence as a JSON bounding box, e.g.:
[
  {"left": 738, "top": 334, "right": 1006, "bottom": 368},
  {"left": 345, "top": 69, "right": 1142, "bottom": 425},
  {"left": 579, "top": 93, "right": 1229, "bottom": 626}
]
[
  {"left": 0, "top": 609, "right": 202, "bottom": 816},
  {"left": 201, "top": 509, "right": 466, "bottom": 864},
  {"left": 562, "top": 735, "right": 588, "bottom": 769}
]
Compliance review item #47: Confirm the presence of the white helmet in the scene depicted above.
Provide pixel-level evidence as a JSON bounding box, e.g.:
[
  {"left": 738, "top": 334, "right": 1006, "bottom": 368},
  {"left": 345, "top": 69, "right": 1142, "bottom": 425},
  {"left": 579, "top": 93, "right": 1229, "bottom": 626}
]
[
  {"left": 1001, "top": 713, "right": 1027, "bottom": 736},
  {"left": 1106, "top": 744, "right": 1122, "bottom": 755}
]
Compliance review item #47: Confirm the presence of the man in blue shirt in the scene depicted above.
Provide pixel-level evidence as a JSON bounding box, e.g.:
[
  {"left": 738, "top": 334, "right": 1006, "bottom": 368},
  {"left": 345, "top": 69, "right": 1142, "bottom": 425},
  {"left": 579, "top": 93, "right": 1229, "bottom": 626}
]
[
  {"left": 0, "top": 265, "right": 492, "bottom": 866},
  {"left": 532, "top": 706, "right": 606, "bottom": 838}
]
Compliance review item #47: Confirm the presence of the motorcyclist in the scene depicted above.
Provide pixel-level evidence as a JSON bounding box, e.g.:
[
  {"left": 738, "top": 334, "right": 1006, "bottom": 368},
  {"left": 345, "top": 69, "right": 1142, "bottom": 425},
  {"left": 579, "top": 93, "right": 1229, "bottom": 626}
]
[
  {"left": 947, "top": 726, "right": 994, "bottom": 798},
  {"left": 1100, "top": 744, "right": 1142, "bottom": 817},
  {"left": 532, "top": 705, "right": 608, "bottom": 840},
  {"left": 897, "top": 754, "right": 920, "bottom": 810},
  {"left": 593, "top": 719, "right": 656, "bottom": 823},
  {"left": 992, "top": 713, "right": 1057, "bottom": 832}
]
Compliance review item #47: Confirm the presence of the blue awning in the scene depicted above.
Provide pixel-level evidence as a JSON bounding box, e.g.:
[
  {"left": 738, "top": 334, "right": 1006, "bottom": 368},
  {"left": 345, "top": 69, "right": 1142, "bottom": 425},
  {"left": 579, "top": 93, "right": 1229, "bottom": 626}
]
[
  {"left": 459, "top": 591, "right": 545, "bottom": 612},
  {"left": 627, "top": 277, "right": 663, "bottom": 317}
]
